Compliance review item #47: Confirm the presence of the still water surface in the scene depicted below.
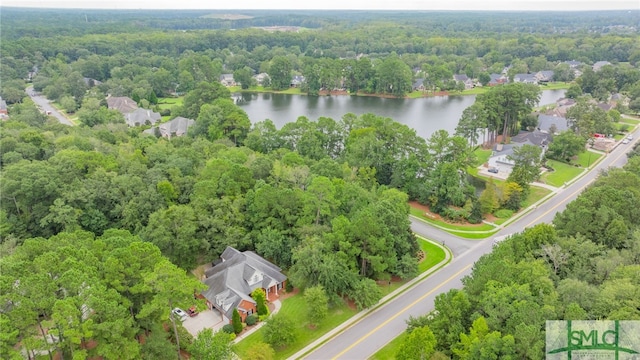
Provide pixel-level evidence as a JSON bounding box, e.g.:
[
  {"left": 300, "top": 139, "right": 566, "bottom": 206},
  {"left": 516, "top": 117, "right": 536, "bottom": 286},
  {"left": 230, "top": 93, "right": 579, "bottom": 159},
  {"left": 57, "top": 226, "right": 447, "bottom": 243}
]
[{"left": 236, "top": 89, "right": 566, "bottom": 139}]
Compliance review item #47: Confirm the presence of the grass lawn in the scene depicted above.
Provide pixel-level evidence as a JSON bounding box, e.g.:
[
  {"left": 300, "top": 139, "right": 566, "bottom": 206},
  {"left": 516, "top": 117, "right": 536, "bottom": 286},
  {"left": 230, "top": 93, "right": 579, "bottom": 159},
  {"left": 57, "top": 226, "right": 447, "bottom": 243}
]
[
  {"left": 539, "top": 82, "right": 571, "bottom": 90},
  {"left": 541, "top": 160, "right": 584, "bottom": 187},
  {"left": 234, "top": 239, "right": 447, "bottom": 359},
  {"left": 473, "top": 148, "right": 493, "bottom": 166},
  {"left": 522, "top": 185, "right": 552, "bottom": 208},
  {"left": 369, "top": 331, "right": 408, "bottom": 360},
  {"left": 575, "top": 151, "right": 603, "bottom": 168},
  {"left": 417, "top": 238, "right": 447, "bottom": 273},
  {"left": 233, "top": 295, "right": 358, "bottom": 360},
  {"left": 157, "top": 97, "right": 183, "bottom": 110},
  {"left": 621, "top": 117, "right": 640, "bottom": 125},
  {"left": 239, "top": 86, "right": 305, "bottom": 95}
]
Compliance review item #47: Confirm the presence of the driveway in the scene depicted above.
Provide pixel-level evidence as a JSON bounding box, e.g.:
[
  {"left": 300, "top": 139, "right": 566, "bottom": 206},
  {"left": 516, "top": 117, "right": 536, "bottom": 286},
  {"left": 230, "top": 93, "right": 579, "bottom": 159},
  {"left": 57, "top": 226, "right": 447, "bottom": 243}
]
[
  {"left": 25, "top": 86, "right": 74, "bottom": 126},
  {"left": 182, "top": 309, "right": 225, "bottom": 337}
]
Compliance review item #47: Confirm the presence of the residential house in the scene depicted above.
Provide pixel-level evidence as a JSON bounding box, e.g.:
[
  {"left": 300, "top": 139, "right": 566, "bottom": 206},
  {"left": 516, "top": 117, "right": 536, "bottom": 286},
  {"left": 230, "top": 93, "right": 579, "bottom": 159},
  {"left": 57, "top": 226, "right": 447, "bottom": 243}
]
[
  {"left": 564, "top": 60, "right": 582, "bottom": 69},
  {"left": 83, "top": 77, "right": 102, "bottom": 87},
  {"left": 107, "top": 96, "right": 138, "bottom": 114},
  {"left": 412, "top": 78, "right": 426, "bottom": 91},
  {"left": 290, "top": 75, "right": 305, "bottom": 88},
  {"left": 537, "top": 114, "right": 568, "bottom": 134},
  {"left": 592, "top": 61, "right": 612, "bottom": 71},
  {"left": 220, "top": 74, "right": 236, "bottom": 87},
  {"left": 201, "top": 247, "right": 287, "bottom": 323},
  {"left": 252, "top": 72, "right": 270, "bottom": 86},
  {"left": 597, "top": 103, "right": 614, "bottom": 112},
  {"left": 488, "top": 130, "right": 551, "bottom": 173},
  {"left": 488, "top": 73, "right": 508, "bottom": 86},
  {"left": 143, "top": 116, "right": 194, "bottom": 139},
  {"left": 513, "top": 73, "right": 538, "bottom": 84},
  {"left": 551, "top": 98, "right": 576, "bottom": 118},
  {"left": 535, "top": 70, "right": 554, "bottom": 83},
  {"left": 0, "top": 97, "right": 8, "bottom": 120},
  {"left": 453, "top": 74, "right": 474, "bottom": 89},
  {"left": 124, "top": 108, "right": 161, "bottom": 127}
]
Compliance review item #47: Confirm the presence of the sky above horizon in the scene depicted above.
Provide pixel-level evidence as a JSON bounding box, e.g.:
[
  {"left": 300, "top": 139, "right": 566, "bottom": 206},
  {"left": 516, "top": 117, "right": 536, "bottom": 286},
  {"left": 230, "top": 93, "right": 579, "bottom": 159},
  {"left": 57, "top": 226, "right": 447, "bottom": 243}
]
[{"left": 3, "top": 0, "right": 639, "bottom": 11}]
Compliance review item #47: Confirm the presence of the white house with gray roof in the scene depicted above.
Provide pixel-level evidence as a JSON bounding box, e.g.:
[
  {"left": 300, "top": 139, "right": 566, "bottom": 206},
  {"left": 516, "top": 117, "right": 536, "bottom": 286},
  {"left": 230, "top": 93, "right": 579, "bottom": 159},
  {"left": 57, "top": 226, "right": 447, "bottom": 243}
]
[
  {"left": 200, "top": 247, "right": 287, "bottom": 323},
  {"left": 124, "top": 108, "right": 161, "bottom": 127},
  {"left": 143, "top": 116, "right": 194, "bottom": 139}
]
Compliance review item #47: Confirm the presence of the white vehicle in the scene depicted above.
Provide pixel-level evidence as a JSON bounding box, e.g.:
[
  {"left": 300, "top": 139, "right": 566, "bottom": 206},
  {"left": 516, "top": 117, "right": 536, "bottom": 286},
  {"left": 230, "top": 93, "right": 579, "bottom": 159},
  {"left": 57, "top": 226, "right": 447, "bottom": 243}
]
[
  {"left": 622, "top": 139, "right": 630, "bottom": 144},
  {"left": 172, "top": 308, "right": 188, "bottom": 321},
  {"left": 627, "top": 134, "right": 633, "bottom": 140},
  {"left": 492, "top": 234, "right": 511, "bottom": 247}
]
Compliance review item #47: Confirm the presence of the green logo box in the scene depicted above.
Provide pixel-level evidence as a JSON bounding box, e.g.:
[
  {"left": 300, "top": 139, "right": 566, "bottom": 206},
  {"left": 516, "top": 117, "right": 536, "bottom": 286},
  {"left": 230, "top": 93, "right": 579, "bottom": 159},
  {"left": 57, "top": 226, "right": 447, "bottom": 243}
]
[{"left": 546, "top": 320, "right": 640, "bottom": 359}]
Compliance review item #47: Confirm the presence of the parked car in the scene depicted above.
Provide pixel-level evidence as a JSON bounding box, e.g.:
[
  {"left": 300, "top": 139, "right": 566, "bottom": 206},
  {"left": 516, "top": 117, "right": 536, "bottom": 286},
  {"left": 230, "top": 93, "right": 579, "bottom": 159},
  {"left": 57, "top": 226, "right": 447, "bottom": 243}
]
[
  {"left": 622, "top": 139, "right": 630, "bottom": 144},
  {"left": 488, "top": 167, "right": 499, "bottom": 174},
  {"left": 187, "top": 306, "right": 198, "bottom": 317},
  {"left": 628, "top": 134, "right": 633, "bottom": 140},
  {"left": 172, "top": 308, "right": 188, "bottom": 321}
]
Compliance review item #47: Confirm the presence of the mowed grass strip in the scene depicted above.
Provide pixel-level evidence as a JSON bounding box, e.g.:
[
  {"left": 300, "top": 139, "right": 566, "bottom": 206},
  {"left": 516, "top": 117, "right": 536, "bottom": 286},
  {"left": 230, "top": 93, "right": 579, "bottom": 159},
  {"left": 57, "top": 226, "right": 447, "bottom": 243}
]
[
  {"left": 369, "top": 331, "right": 408, "bottom": 360},
  {"left": 233, "top": 296, "right": 358, "bottom": 360},
  {"left": 234, "top": 239, "right": 446, "bottom": 359},
  {"left": 541, "top": 160, "right": 584, "bottom": 187},
  {"left": 417, "top": 238, "right": 447, "bottom": 273}
]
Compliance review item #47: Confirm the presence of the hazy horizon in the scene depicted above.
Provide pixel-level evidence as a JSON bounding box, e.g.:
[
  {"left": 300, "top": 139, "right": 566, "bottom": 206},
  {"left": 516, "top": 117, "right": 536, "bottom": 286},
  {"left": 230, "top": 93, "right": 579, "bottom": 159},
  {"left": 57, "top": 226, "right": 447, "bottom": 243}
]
[{"left": 2, "top": 0, "right": 639, "bottom": 11}]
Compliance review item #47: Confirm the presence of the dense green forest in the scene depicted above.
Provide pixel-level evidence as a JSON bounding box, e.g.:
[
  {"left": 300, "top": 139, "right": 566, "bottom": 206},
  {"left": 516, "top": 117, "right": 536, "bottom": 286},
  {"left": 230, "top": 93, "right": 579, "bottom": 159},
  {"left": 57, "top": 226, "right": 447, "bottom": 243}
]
[
  {"left": 1, "top": 8, "right": 640, "bottom": 359},
  {"left": 398, "top": 150, "right": 640, "bottom": 358}
]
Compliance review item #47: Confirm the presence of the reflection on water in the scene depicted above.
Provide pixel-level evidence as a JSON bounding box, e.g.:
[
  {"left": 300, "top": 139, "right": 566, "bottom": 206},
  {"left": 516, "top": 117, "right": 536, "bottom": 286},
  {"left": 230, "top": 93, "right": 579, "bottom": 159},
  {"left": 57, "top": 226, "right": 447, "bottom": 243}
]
[{"left": 236, "top": 90, "right": 566, "bottom": 140}]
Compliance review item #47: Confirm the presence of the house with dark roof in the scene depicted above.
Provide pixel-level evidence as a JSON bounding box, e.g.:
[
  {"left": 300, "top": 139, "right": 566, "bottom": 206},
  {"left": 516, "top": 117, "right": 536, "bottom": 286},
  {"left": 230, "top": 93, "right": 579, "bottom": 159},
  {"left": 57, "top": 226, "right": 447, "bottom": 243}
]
[
  {"left": 538, "top": 114, "right": 568, "bottom": 134},
  {"left": 513, "top": 73, "right": 538, "bottom": 84},
  {"left": 124, "top": 108, "right": 161, "bottom": 127},
  {"left": 488, "top": 73, "right": 507, "bottom": 86},
  {"left": 412, "top": 78, "right": 425, "bottom": 91},
  {"left": 453, "top": 74, "right": 474, "bottom": 89},
  {"left": 201, "top": 247, "right": 287, "bottom": 323},
  {"left": 106, "top": 96, "right": 138, "bottom": 114},
  {"left": 535, "top": 70, "right": 554, "bottom": 83},
  {"left": 487, "top": 130, "right": 550, "bottom": 173},
  {"left": 143, "top": 116, "right": 194, "bottom": 139}
]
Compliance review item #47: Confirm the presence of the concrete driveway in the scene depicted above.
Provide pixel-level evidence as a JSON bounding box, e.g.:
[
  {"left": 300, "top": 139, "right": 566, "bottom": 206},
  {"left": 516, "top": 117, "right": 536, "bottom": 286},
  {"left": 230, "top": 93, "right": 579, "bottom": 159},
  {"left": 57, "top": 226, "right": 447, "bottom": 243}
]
[{"left": 182, "top": 309, "right": 225, "bottom": 337}]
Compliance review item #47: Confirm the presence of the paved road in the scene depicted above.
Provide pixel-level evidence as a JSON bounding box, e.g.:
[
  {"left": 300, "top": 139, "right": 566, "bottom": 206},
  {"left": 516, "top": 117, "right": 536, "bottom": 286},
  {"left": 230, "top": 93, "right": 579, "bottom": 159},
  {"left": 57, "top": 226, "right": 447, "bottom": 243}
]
[
  {"left": 301, "top": 128, "right": 638, "bottom": 360},
  {"left": 26, "top": 86, "right": 73, "bottom": 126}
]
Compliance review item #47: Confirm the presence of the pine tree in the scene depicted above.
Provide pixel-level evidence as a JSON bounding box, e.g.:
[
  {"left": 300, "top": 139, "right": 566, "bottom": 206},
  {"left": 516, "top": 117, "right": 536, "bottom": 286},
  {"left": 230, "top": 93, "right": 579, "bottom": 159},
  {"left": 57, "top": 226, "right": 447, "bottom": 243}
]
[{"left": 232, "top": 308, "right": 243, "bottom": 334}]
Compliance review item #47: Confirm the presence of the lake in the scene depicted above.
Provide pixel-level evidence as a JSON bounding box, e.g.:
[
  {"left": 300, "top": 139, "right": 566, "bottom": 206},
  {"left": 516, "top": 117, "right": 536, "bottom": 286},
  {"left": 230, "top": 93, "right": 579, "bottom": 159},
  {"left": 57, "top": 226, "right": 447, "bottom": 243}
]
[{"left": 235, "top": 89, "right": 566, "bottom": 140}]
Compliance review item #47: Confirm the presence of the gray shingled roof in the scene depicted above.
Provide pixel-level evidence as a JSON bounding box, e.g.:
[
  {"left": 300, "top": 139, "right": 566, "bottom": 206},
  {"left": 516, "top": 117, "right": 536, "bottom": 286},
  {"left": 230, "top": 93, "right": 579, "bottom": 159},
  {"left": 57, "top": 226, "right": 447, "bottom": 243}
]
[
  {"left": 453, "top": 74, "right": 469, "bottom": 82},
  {"left": 149, "top": 116, "right": 194, "bottom": 138},
  {"left": 538, "top": 114, "right": 568, "bottom": 133},
  {"left": 202, "top": 247, "right": 287, "bottom": 319},
  {"left": 107, "top": 96, "right": 138, "bottom": 114},
  {"left": 124, "top": 108, "right": 161, "bottom": 127}
]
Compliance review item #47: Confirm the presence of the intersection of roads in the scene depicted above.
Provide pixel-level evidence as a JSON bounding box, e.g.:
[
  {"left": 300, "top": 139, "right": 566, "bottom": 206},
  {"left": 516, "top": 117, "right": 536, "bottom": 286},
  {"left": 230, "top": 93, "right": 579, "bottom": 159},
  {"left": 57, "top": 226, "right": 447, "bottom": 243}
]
[
  {"left": 300, "top": 128, "right": 638, "bottom": 360},
  {"left": 26, "top": 86, "right": 638, "bottom": 359}
]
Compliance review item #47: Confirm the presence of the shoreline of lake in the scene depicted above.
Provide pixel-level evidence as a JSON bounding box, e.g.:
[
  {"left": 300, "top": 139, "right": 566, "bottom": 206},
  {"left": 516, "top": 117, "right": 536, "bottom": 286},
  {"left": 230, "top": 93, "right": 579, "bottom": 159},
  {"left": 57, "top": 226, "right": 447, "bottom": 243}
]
[
  {"left": 234, "top": 89, "right": 567, "bottom": 140},
  {"left": 232, "top": 82, "right": 570, "bottom": 100}
]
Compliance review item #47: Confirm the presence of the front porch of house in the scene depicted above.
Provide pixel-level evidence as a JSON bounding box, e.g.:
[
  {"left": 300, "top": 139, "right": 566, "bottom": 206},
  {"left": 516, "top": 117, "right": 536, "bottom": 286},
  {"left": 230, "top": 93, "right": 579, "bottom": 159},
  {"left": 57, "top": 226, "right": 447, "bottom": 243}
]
[{"left": 265, "top": 280, "right": 286, "bottom": 303}]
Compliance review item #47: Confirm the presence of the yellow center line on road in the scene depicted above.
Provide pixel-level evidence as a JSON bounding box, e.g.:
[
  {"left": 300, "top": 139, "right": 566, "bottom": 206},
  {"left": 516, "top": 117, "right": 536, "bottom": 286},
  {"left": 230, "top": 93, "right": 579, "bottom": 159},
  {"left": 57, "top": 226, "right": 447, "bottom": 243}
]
[
  {"left": 524, "top": 147, "right": 629, "bottom": 228},
  {"left": 328, "top": 144, "right": 632, "bottom": 360},
  {"left": 330, "top": 263, "right": 473, "bottom": 360}
]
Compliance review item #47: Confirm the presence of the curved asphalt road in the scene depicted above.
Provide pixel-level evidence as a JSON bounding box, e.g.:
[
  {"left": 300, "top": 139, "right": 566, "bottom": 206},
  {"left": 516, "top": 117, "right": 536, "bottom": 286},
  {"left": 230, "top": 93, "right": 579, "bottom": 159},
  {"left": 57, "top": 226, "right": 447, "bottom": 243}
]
[
  {"left": 26, "top": 86, "right": 73, "bottom": 126},
  {"left": 301, "top": 128, "right": 638, "bottom": 360}
]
